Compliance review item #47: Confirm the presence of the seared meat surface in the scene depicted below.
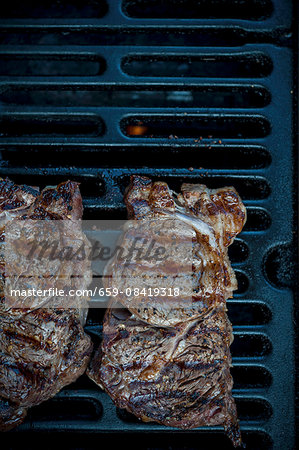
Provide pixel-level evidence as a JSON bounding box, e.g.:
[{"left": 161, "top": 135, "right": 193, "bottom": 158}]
[
  {"left": 88, "top": 175, "right": 246, "bottom": 447},
  {"left": 0, "top": 178, "right": 93, "bottom": 431}
]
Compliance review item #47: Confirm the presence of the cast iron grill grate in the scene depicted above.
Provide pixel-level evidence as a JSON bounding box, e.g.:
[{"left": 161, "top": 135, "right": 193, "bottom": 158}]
[{"left": 0, "top": 1, "right": 296, "bottom": 449}]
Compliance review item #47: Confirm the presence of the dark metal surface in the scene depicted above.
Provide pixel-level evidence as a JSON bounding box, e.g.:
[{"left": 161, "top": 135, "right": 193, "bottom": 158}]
[{"left": 0, "top": 1, "right": 297, "bottom": 449}]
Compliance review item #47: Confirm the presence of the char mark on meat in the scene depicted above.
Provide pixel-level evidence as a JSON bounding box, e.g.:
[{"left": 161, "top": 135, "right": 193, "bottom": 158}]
[{"left": 88, "top": 175, "right": 246, "bottom": 447}]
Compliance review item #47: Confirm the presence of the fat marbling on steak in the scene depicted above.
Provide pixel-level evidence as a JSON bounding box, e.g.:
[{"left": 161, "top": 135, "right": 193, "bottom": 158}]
[
  {"left": 88, "top": 175, "right": 246, "bottom": 447},
  {"left": 0, "top": 178, "right": 93, "bottom": 431}
]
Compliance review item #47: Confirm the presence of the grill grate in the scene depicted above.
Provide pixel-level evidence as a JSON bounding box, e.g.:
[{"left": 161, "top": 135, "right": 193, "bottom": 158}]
[{"left": 0, "top": 1, "right": 297, "bottom": 449}]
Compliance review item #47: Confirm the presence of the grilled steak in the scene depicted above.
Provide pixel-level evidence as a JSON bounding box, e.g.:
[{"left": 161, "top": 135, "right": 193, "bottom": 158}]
[
  {"left": 0, "top": 178, "right": 93, "bottom": 431},
  {"left": 88, "top": 175, "right": 246, "bottom": 447}
]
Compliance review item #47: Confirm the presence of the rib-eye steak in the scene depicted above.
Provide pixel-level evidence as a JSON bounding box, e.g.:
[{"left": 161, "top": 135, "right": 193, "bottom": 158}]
[
  {"left": 0, "top": 178, "right": 93, "bottom": 431},
  {"left": 88, "top": 175, "right": 246, "bottom": 447}
]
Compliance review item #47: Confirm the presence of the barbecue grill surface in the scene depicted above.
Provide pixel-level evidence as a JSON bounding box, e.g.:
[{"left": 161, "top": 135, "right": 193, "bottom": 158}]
[{"left": 0, "top": 1, "right": 297, "bottom": 449}]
